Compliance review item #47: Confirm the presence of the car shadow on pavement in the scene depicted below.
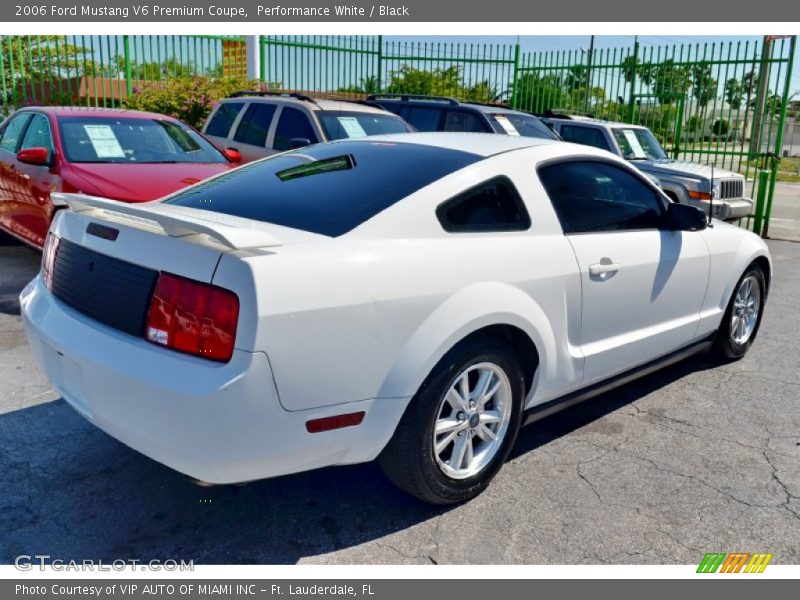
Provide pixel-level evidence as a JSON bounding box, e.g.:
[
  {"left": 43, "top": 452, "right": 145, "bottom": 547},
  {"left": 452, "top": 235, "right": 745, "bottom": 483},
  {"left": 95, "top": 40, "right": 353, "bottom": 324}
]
[
  {"left": 0, "top": 244, "right": 39, "bottom": 316},
  {"left": 0, "top": 350, "right": 724, "bottom": 565}
]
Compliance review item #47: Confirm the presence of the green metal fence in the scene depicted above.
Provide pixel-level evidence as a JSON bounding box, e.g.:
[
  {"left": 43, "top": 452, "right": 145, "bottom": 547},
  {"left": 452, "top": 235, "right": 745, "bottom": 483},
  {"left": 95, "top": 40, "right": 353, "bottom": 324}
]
[
  {"left": 0, "top": 35, "right": 245, "bottom": 114},
  {"left": 1, "top": 34, "right": 796, "bottom": 236}
]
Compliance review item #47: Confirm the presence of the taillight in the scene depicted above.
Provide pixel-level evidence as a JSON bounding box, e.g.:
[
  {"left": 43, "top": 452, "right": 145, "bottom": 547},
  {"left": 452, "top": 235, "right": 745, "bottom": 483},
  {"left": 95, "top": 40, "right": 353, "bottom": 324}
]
[
  {"left": 145, "top": 272, "right": 239, "bottom": 363},
  {"left": 42, "top": 233, "right": 61, "bottom": 290}
]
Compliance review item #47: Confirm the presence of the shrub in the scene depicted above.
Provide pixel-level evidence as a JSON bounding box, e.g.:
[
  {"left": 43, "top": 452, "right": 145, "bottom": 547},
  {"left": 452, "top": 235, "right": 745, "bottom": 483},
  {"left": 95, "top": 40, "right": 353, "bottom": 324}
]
[
  {"left": 711, "top": 119, "right": 730, "bottom": 137},
  {"left": 124, "top": 76, "right": 276, "bottom": 129}
]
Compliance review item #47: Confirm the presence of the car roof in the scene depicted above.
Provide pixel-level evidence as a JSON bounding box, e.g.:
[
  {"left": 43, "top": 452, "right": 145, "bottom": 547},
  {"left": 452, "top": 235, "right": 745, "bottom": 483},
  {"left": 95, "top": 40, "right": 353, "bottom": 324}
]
[
  {"left": 220, "top": 95, "right": 391, "bottom": 115},
  {"left": 352, "top": 131, "right": 561, "bottom": 157},
  {"left": 366, "top": 96, "right": 542, "bottom": 117},
  {"left": 17, "top": 106, "right": 181, "bottom": 121},
  {"left": 547, "top": 115, "right": 646, "bottom": 129}
]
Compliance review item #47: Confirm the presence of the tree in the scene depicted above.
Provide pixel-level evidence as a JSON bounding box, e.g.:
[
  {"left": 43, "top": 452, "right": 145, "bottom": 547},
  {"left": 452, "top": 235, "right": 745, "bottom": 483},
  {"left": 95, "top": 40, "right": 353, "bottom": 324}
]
[
  {"left": 1, "top": 35, "right": 102, "bottom": 109},
  {"left": 649, "top": 60, "right": 692, "bottom": 105},
  {"left": 691, "top": 63, "right": 717, "bottom": 108},
  {"left": 385, "top": 65, "right": 464, "bottom": 97},
  {"left": 724, "top": 77, "right": 743, "bottom": 109},
  {"left": 337, "top": 75, "right": 381, "bottom": 95},
  {"left": 509, "top": 72, "right": 566, "bottom": 113},
  {"left": 620, "top": 57, "right": 690, "bottom": 105}
]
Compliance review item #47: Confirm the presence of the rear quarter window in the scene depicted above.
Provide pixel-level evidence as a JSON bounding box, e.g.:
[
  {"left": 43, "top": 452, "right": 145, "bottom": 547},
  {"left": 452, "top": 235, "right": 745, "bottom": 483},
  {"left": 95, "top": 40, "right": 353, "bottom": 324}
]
[
  {"left": 206, "top": 102, "right": 244, "bottom": 138},
  {"left": 560, "top": 125, "right": 611, "bottom": 151},
  {"left": 437, "top": 176, "right": 530, "bottom": 232},
  {"left": 164, "top": 141, "right": 481, "bottom": 237}
]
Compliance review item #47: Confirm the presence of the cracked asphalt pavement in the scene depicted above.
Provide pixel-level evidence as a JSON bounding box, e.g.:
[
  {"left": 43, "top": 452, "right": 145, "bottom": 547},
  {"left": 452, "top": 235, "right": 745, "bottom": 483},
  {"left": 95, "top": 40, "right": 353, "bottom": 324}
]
[{"left": 1, "top": 238, "right": 798, "bottom": 565}]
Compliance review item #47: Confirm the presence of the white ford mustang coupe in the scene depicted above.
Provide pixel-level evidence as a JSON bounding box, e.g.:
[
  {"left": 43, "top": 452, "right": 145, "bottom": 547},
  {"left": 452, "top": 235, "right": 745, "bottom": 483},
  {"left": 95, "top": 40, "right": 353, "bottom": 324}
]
[{"left": 21, "top": 133, "right": 770, "bottom": 504}]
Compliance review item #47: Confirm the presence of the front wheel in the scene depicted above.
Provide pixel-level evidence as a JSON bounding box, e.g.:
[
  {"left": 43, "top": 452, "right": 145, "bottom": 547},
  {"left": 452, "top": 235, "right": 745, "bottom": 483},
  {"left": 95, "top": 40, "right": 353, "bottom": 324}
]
[
  {"left": 713, "top": 265, "right": 766, "bottom": 360},
  {"left": 379, "top": 337, "right": 525, "bottom": 504}
]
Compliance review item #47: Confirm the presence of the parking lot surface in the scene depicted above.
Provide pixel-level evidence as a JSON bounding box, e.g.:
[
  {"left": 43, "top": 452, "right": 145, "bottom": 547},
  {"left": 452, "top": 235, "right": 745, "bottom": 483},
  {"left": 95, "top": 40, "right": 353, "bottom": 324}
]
[{"left": 1, "top": 238, "right": 798, "bottom": 565}]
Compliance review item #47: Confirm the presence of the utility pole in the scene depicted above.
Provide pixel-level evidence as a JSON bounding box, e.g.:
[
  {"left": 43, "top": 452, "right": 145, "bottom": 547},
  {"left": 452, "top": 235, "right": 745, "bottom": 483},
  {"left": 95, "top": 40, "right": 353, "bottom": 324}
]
[
  {"left": 584, "top": 34, "right": 595, "bottom": 114},
  {"left": 749, "top": 35, "right": 773, "bottom": 159}
]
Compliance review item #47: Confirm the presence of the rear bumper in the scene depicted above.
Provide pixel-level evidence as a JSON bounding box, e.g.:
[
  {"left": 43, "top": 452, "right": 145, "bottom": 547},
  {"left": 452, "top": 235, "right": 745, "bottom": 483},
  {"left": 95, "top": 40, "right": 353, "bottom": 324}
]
[{"left": 20, "top": 276, "right": 407, "bottom": 484}]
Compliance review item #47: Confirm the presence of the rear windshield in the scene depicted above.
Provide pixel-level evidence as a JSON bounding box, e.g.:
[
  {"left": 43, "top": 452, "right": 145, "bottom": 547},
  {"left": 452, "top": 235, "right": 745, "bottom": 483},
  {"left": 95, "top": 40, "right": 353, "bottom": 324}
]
[
  {"left": 318, "top": 111, "right": 412, "bottom": 140},
  {"left": 58, "top": 116, "right": 228, "bottom": 164},
  {"left": 164, "top": 140, "right": 481, "bottom": 236},
  {"left": 489, "top": 113, "right": 560, "bottom": 140}
]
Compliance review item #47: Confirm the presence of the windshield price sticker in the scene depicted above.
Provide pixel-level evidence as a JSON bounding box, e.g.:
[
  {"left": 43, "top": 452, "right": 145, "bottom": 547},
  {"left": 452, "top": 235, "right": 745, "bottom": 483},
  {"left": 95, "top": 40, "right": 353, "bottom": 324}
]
[
  {"left": 494, "top": 115, "right": 520, "bottom": 136},
  {"left": 622, "top": 129, "right": 647, "bottom": 158},
  {"left": 337, "top": 116, "right": 368, "bottom": 138},
  {"left": 83, "top": 125, "right": 126, "bottom": 158}
]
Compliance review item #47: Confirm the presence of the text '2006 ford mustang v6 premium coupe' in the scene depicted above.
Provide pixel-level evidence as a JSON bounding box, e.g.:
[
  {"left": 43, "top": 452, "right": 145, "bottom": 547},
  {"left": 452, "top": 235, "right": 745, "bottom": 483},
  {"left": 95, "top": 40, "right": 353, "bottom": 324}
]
[{"left": 21, "top": 133, "right": 770, "bottom": 504}]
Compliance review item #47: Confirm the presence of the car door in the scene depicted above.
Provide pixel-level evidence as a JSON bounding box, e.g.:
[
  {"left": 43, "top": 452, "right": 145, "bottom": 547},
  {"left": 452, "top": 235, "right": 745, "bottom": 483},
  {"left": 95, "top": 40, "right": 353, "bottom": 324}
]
[
  {"left": 538, "top": 158, "right": 710, "bottom": 385},
  {"left": 229, "top": 102, "right": 278, "bottom": 162},
  {"left": 14, "top": 112, "right": 58, "bottom": 247},
  {"left": 0, "top": 112, "right": 33, "bottom": 240}
]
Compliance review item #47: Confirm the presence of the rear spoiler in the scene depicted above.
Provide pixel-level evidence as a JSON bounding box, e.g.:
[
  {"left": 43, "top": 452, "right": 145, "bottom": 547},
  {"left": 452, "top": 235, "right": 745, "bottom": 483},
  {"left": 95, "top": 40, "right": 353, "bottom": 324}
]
[{"left": 52, "top": 193, "right": 283, "bottom": 250}]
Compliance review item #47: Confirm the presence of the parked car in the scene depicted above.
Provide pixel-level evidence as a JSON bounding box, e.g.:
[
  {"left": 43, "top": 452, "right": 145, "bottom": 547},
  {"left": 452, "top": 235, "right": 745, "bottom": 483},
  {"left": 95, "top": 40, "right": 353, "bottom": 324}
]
[
  {"left": 541, "top": 114, "right": 754, "bottom": 221},
  {"left": 367, "top": 94, "right": 561, "bottom": 141},
  {"left": 22, "top": 133, "right": 770, "bottom": 504},
  {"left": 0, "top": 107, "right": 240, "bottom": 249},
  {"left": 201, "top": 91, "right": 415, "bottom": 162}
]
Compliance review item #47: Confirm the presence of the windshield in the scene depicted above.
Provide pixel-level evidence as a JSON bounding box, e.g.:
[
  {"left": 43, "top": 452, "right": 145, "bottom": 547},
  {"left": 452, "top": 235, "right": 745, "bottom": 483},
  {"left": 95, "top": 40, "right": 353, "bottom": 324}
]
[
  {"left": 164, "top": 140, "right": 480, "bottom": 237},
  {"left": 58, "top": 116, "right": 228, "bottom": 164},
  {"left": 318, "top": 111, "right": 412, "bottom": 140},
  {"left": 612, "top": 127, "right": 667, "bottom": 160},
  {"left": 489, "top": 113, "right": 560, "bottom": 140}
]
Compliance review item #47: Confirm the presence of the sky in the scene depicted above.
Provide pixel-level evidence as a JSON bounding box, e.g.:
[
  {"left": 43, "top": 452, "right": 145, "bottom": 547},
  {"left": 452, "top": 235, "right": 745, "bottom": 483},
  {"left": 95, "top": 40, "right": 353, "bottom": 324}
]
[{"left": 387, "top": 35, "right": 799, "bottom": 99}]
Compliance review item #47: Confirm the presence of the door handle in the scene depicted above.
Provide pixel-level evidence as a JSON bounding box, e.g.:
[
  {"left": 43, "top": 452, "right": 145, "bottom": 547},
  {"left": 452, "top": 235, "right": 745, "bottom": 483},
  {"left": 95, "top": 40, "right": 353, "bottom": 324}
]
[{"left": 588, "top": 261, "right": 621, "bottom": 276}]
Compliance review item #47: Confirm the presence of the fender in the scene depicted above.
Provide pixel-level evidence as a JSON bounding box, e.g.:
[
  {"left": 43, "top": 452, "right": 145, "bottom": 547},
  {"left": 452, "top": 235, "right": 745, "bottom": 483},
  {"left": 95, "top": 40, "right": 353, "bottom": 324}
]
[
  {"left": 376, "top": 281, "right": 582, "bottom": 408},
  {"left": 697, "top": 224, "right": 771, "bottom": 337}
]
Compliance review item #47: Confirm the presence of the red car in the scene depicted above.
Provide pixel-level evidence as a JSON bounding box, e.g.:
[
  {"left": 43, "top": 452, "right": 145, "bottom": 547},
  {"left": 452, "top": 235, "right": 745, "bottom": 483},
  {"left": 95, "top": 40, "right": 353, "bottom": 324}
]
[{"left": 0, "top": 107, "right": 241, "bottom": 249}]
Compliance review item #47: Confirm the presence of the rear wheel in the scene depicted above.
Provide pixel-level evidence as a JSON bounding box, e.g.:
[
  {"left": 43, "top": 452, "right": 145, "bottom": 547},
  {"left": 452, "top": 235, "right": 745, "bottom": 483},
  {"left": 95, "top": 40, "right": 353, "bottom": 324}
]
[
  {"left": 379, "top": 337, "right": 525, "bottom": 504},
  {"left": 713, "top": 265, "right": 766, "bottom": 360}
]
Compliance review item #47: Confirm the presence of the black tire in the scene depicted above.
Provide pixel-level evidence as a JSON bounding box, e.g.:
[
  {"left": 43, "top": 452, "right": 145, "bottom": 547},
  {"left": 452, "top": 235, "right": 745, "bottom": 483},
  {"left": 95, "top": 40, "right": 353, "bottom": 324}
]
[
  {"left": 0, "top": 229, "right": 20, "bottom": 246},
  {"left": 712, "top": 264, "right": 767, "bottom": 361},
  {"left": 378, "top": 336, "right": 526, "bottom": 505}
]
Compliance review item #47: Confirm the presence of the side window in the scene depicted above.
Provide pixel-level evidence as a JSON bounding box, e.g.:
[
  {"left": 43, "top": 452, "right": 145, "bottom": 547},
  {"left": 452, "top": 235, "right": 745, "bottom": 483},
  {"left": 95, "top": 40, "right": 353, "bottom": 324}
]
[
  {"left": 206, "top": 102, "right": 244, "bottom": 138},
  {"left": 437, "top": 176, "right": 531, "bottom": 233},
  {"left": 538, "top": 160, "right": 666, "bottom": 234},
  {"left": 19, "top": 114, "right": 54, "bottom": 155},
  {"left": 0, "top": 113, "right": 32, "bottom": 154},
  {"left": 404, "top": 107, "right": 443, "bottom": 132},
  {"left": 443, "top": 111, "right": 489, "bottom": 133},
  {"left": 233, "top": 103, "right": 277, "bottom": 147},
  {"left": 559, "top": 125, "right": 611, "bottom": 151},
  {"left": 273, "top": 107, "right": 319, "bottom": 152}
]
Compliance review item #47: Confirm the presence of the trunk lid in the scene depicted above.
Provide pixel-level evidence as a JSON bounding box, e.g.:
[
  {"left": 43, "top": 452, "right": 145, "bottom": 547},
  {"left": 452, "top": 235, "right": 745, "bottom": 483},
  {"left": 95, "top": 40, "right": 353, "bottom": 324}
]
[{"left": 46, "top": 193, "right": 324, "bottom": 351}]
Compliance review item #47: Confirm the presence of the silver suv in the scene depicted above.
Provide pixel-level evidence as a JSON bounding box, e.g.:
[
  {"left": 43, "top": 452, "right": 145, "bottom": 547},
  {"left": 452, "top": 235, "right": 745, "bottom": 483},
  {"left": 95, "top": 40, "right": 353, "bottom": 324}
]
[
  {"left": 542, "top": 115, "right": 753, "bottom": 221},
  {"left": 202, "top": 92, "right": 414, "bottom": 163}
]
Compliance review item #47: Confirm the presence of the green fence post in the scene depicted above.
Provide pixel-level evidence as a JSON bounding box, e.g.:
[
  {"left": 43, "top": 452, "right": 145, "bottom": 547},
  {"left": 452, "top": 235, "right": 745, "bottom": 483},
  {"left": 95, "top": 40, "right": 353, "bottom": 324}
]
[
  {"left": 762, "top": 35, "right": 796, "bottom": 238},
  {"left": 259, "top": 35, "right": 266, "bottom": 83},
  {"left": 376, "top": 35, "right": 383, "bottom": 93},
  {"left": 123, "top": 35, "right": 133, "bottom": 98},
  {"left": 627, "top": 39, "right": 639, "bottom": 123},
  {"left": 752, "top": 169, "right": 769, "bottom": 236},
  {"left": 510, "top": 42, "right": 521, "bottom": 109},
  {"left": 673, "top": 95, "right": 685, "bottom": 159}
]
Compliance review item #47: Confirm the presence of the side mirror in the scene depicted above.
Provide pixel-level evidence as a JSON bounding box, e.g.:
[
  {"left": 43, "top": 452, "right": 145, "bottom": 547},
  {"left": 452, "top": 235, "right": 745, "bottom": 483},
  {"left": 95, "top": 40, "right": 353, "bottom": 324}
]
[
  {"left": 667, "top": 202, "right": 707, "bottom": 232},
  {"left": 224, "top": 147, "right": 242, "bottom": 163},
  {"left": 288, "top": 137, "right": 311, "bottom": 150},
  {"left": 16, "top": 147, "right": 51, "bottom": 166}
]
